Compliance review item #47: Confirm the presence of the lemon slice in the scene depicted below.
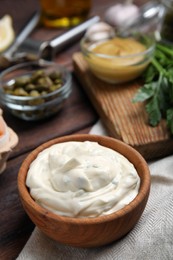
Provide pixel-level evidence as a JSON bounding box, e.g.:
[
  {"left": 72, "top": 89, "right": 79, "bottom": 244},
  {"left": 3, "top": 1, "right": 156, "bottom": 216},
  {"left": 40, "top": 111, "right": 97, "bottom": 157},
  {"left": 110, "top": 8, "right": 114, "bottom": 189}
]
[{"left": 0, "top": 15, "right": 15, "bottom": 53}]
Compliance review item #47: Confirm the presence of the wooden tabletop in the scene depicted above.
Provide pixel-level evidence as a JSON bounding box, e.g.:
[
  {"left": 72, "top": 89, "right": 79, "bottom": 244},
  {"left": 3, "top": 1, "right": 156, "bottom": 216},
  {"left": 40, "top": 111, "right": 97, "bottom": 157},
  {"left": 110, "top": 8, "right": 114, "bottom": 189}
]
[{"left": 0, "top": 0, "right": 145, "bottom": 259}]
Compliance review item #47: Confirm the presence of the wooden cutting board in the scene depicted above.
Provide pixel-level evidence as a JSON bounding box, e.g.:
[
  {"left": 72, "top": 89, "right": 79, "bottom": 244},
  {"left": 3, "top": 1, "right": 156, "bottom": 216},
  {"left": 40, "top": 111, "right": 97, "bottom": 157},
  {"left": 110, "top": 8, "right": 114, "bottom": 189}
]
[{"left": 73, "top": 52, "right": 173, "bottom": 160}]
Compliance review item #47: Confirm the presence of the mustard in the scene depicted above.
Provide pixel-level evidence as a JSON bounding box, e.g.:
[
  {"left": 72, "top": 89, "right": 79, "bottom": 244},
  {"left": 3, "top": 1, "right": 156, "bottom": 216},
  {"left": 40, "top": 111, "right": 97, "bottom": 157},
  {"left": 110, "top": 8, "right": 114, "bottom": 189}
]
[{"left": 86, "top": 37, "right": 150, "bottom": 83}]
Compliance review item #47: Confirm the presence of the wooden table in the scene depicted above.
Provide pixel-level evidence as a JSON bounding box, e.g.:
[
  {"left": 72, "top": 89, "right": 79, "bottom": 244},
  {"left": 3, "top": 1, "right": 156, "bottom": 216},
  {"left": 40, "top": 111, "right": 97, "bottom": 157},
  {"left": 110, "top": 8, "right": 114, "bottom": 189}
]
[{"left": 0, "top": 0, "right": 145, "bottom": 259}]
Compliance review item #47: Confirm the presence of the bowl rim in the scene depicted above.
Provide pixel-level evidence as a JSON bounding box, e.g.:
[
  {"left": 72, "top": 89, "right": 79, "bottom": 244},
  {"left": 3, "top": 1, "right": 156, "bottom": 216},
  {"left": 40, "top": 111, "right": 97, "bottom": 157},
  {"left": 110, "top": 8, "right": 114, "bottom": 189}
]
[
  {"left": 80, "top": 34, "right": 155, "bottom": 60},
  {"left": 18, "top": 134, "right": 151, "bottom": 224},
  {"left": 0, "top": 60, "right": 72, "bottom": 101}
]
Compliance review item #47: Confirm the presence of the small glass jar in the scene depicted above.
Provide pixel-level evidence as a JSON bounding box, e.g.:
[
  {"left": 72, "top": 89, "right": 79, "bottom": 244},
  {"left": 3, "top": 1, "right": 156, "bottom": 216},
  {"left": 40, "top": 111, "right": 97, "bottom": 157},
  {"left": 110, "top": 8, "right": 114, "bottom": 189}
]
[
  {"left": 39, "top": 0, "right": 92, "bottom": 28},
  {"left": 160, "top": 0, "right": 173, "bottom": 42}
]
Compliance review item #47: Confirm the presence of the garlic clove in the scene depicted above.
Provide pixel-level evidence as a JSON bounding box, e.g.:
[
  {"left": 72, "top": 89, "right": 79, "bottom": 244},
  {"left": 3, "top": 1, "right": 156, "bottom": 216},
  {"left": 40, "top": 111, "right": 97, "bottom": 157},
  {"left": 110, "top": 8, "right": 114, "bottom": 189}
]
[
  {"left": 85, "top": 22, "right": 116, "bottom": 42},
  {"left": 105, "top": 3, "right": 139, "bottom": 28}
]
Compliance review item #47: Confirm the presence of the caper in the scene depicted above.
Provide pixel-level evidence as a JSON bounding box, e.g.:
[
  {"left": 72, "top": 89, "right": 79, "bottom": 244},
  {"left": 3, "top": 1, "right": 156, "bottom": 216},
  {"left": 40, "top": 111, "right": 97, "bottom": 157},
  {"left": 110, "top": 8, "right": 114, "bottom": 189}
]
[
  {"left": 30, "top": 90, "right": 40, "bottom": 97},
  {"left": 13, "top": 88, "right": 28, "bottom": 96},
  {"left": 14, "top": 76, "right": 30, "bottom": 87},
  {"left": 49, "top": 71, "right": 61, "bottom": 80},
  {"left": 25, "top": 83, "right": 35, "bottom": 91},
  {"left": 37, "top": 76, "right": 53, "bottom": 87},
  {"left": 54, "top": 78, "right": 63, "bottom": 84},
  {"left": 49, "top": 85, "right": 60, "bottom": 92},
  {"left": 34, "top": 85, "right": 49, "bottom": 92},
  {"left": 31, "top": 70, "right": 46, "bottom": 82},
  {"left": 3, "top": 68, "right": 63, "bottom": 98},
  {"left": 41, "top": 91, "right": 48, "bottom": 96},
  {"left": 55, "top": 83, "right": 62, "bottom": 89}
]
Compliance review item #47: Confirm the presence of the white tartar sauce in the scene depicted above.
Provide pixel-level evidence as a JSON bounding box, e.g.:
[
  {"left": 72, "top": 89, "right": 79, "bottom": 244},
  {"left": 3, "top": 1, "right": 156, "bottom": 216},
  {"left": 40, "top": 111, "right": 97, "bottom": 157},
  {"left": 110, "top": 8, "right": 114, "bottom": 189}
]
[{"left": 26, "top": 141, "right": 140, "bottom": 218}]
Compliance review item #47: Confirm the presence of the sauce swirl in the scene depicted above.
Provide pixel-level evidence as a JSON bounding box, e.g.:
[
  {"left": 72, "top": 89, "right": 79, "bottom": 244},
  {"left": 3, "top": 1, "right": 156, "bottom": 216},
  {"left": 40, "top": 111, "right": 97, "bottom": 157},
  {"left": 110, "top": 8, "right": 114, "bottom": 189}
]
[{"left": 26, "top": 141, "right": 140, "bottom": 218}]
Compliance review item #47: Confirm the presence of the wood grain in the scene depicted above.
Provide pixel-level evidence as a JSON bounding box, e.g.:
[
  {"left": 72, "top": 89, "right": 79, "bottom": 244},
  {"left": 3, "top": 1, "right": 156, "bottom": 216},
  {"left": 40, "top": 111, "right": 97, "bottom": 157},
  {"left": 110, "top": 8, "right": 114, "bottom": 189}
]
[
  {"left": 0, "top": 153, "right": 35, "bottom": 260},
  {"left": 73, "top": 52, "right": 173, "bottom": 160}
]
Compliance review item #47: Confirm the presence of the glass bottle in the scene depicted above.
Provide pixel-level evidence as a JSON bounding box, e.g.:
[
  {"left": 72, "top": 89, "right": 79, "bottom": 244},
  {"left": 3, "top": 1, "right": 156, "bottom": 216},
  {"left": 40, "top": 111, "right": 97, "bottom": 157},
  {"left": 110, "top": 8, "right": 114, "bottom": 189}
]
[
  {"left": 39, "top": 0, "right": 92, "bottom": 28},
  {"left": 160, "top": 0, "right": 173, "bottom": 42}
]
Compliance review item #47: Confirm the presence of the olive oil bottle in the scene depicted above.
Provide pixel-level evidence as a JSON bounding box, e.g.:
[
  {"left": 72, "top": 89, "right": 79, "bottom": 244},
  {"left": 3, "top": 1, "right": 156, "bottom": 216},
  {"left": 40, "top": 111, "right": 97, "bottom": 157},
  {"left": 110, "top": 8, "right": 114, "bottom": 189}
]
[
  {"left": 39, "top": 0, "right": 91, "bottom": 28},
  {"left": 160, "top": 0, "right": 173, "bottom": 42}
]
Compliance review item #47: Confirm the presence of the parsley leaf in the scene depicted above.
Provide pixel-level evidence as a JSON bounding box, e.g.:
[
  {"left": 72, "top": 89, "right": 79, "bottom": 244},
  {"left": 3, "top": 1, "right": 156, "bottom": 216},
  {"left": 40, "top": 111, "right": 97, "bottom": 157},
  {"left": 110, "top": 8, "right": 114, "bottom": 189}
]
[
  {"left": 133, "top": 41, "right": 173, "bottom": 135},
  {"left": 132, "top": 82, "right": 157, "bottom": 102},
  {"left": 146, "top": 95, "right": 161, "bottom": 126}
]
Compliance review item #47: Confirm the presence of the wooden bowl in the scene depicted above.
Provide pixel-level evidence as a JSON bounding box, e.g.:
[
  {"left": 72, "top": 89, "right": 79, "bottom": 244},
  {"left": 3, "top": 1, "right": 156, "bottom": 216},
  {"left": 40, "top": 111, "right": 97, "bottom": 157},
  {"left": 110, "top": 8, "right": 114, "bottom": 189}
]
[{"left": 18, "top": 134, "right": 150, "bottom": 248}]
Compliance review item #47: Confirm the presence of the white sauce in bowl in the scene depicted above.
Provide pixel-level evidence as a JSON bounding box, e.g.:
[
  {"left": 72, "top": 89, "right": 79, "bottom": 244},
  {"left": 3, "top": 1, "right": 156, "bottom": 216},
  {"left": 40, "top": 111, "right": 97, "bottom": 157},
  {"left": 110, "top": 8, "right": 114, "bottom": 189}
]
[{"left": 26, "top": 141, "right": 140, "bottom": 218}]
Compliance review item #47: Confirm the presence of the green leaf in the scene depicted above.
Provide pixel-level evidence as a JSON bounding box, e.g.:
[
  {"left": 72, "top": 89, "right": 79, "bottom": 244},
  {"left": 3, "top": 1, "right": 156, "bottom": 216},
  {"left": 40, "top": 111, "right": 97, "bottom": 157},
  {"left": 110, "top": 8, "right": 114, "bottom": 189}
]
[
  {"left": 143, "top": 64, "right": 157, "bottom": 83},
  {"left": 167, "top": 67, "right": 173, "bottom": 84},
  {"left": 146, "top": 95, "right": 161, "bottom": 126},
  {"left": 133, "top": 41, "right": 173, "bottom": 135},
  {"left": 167, "top": 108, "right": 173, "bottom": 134},
  {"left": 132, "top": 83, "right": 156, "bottom": 103},
  {"left": 158, "top": 77, "right": 170, "bottom": 114},
  {"left": 157, "top": 42, "right": 173, "bottom": 57},
  {"left": 151, "top": 57, "right": 166, "bottom": 76}
]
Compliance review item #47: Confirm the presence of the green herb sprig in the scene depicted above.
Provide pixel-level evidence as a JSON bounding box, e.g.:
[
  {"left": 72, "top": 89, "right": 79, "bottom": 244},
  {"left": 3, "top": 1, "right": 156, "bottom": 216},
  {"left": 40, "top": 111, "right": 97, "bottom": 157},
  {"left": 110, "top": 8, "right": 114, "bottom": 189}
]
[{"left": 133, "top": 41, "right": 173, "bottom": 134}]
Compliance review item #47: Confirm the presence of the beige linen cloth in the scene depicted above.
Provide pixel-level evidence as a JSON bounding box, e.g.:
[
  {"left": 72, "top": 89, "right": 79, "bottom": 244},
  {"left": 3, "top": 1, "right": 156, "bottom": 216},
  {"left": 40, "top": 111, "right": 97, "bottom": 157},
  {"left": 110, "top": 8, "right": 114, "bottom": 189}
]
[{"left": 17, "top": 120, "right": 173, "bottom": 260}]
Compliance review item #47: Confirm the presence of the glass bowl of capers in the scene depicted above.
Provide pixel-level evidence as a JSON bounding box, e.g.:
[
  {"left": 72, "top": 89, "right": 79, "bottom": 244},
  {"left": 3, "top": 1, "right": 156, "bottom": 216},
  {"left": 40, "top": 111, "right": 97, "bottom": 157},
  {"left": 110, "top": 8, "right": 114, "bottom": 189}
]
[{"left": 0, "top": 60, "right": 72, "bottom": 120}]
